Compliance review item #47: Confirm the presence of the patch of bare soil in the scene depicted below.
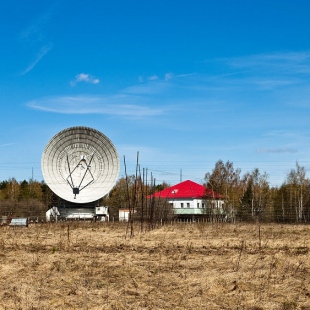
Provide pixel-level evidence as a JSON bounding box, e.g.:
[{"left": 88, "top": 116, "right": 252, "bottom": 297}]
[{"left": 0, "top": 222, "right": 310, "bottom": 309}]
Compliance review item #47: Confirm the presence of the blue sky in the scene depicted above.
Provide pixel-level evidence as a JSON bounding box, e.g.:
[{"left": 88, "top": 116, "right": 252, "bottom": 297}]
[{"left": 1, "top": 0, "right": 310, "bottom": 187}]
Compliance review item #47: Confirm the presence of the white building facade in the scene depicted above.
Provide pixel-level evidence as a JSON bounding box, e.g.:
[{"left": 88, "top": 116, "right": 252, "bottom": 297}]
[{"left": 151, "top": 180, "right": 225, "bottom": 221}]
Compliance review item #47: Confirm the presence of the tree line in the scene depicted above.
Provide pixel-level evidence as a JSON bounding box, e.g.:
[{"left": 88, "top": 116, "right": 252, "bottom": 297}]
[
  {"left": 0, "top": 179, "right": 56, "bottom": 219},
  {"left": 0, "top": 160, "right": 309, "bottom": 223},
  {"left": 204, "top": 160, "right": 310, "bottom": 223}
]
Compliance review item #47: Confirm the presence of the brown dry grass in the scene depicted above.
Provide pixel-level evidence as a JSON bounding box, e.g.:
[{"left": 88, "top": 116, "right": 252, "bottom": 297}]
[{"left": 0, "top": 222, "right": 310, "bottom": 310}]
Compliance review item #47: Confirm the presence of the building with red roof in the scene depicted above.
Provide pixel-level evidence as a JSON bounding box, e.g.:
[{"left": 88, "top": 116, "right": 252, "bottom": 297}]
[{"left": 149, "top": 180, "right": 224, "bottom": 221}]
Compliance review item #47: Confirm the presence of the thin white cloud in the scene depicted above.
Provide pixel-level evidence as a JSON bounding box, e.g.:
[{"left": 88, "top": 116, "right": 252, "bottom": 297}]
[
  {"left": 70, "top": 73, "right": 100, "bottom": 86},
  {"left": 20, "top": 43, "right": 53, "bottom": 76},
  {"left": 19, "top": 6, "right": 55, "bottom": 75},
  {"left": 25, "top": 51, "right": 310, "bottom": 122},
  {"left": 165, "top": 73, "right": 173, "bottom": 80},
  {"left": 0, "top": 143, "right": 15, "bottom": 148},
  {"left": 226, "top": 51, "right": 310, "bottom": 74},
  {"left": 148, "top": 75, "right": 159, "bottom": 81},
  {"left": 256, "top": 148, "right": 298, "bottom": 154},
  {"left": 139, "top": 73, "right": 175, "bottom": 82},
  {"left": 123, "top": 81, "right": 171, "bottom": 95},
  {"left": 20, "top": 10, "right": 52, "bottom": 42},
  {"left": 26, "top": 74, "right": 185, "bottom": 120},
  {"left": 199, "top": 51, "right": 310, "bottom": 94},
  {"left": 26, "top": 95, "right": 165, "bottom": 117},
  {"left": 265, "top": 130, "right": 297, "bottom": 138}
]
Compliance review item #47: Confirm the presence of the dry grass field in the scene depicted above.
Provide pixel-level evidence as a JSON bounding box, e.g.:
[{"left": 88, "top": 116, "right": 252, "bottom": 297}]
[{"left": 0, "top": 222, "right": 310, "bottom": 310}]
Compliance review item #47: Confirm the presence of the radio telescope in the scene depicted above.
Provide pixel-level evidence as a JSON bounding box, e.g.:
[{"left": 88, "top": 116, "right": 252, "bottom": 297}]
[{"left": 41, "top": 126, "right": 120, "bottom": 204}]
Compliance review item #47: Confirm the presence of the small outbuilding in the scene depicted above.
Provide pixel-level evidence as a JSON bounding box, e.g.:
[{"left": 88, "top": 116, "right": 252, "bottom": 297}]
[
  {"left": 94, "top": 206, "right": 109, "bottom": 221},
  {"left": 119, "top": 208, "right": 137, "bottom": 222},
  {"left": 46, "top": 206, "right": 60, "bottom": 222}
]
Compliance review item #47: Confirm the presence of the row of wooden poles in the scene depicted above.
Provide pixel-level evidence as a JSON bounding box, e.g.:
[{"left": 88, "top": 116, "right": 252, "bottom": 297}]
[
  {"left": 123, "top": 152, "right": 175, "bottom": 238},
  {"left": 122, "top": 153, "right": 237, "bottom": 238}
]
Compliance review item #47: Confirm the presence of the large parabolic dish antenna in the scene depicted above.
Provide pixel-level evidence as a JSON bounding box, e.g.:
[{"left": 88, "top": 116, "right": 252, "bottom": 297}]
[{"left": 41, "top": 126, "right": 120, "bottom": 203}]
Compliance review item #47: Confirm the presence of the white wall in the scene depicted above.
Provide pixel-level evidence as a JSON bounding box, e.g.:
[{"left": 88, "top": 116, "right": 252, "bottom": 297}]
[
  {"left": 46, "top": 206, "right": 60, "bottom": 222},
  {"left": 119, "top": 209, "right": 130, "bottom": 221},
  {"left": 168, "top": 198, "right": 224, "bottom": 212}
]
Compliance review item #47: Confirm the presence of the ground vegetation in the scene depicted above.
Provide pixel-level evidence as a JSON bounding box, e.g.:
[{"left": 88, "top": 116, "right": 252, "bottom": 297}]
[{"left": 0, "top": 222, "right": 309, "bottom": 309}]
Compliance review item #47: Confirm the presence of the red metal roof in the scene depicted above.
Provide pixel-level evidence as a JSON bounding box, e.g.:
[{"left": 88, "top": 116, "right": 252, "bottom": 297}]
[{"left": 150, "top": 180, "right": 222, "bottom": 199}]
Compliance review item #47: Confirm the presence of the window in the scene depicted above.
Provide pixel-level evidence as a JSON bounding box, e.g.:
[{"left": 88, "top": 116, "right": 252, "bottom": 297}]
[
  {"left": 187, "top": 203, "right": 190, "bottom": 208},
  {"left": 197, "top": 203, "right": 200, "bottom": 208},
  {"left": 181, "top": 203, "right": 184, "bottom": 208},
  {"left": 202, "top": 203, "right": 205, "bottom": 208}
]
